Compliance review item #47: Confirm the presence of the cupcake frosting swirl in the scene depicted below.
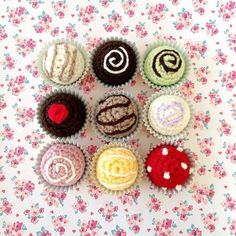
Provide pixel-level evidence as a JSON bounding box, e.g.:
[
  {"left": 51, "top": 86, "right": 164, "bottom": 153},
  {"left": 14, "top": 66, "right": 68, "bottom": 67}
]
[{"left": 144, "top": 46, "right": 185, "bottom": 86}]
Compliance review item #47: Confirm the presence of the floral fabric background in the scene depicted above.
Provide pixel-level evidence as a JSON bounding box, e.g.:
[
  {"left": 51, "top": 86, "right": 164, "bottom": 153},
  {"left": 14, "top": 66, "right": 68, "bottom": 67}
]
[{"left": 0, "top": 0, "right": 236, "bottom": 235}]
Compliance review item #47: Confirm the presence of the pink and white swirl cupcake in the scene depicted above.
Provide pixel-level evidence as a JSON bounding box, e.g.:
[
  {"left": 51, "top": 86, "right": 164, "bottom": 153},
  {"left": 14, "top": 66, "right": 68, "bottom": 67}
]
[{"left": 38, "top": 143, "right": 86, "bottom": 188}]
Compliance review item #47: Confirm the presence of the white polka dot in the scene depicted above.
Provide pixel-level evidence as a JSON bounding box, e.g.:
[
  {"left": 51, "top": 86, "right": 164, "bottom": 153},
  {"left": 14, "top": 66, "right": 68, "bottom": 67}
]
[{"left": 162, "top": 148, "right": 168, "bottom": 155}]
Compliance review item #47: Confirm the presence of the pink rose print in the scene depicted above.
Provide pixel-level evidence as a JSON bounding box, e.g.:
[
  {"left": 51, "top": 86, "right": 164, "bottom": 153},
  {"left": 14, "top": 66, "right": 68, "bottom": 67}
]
[
  {"left": 184, "top": 40, "right": 207, "bottom": 59},
  {"left": 52, "top": 1, "right": 68, "bottom": 19},
  {"left": 146, "top": 3, "right": 168, "bottom": 23},
  {"left": 100, "top": 0, "right": 112, "bottom": 8},
  {"left": 86, "top": 37, "right": 103, "bottom": 50},
  {"left": 52, "top": 215, "right": 68, "bottom": 235},
  {"left": 7, "top": 75, "right": 29, "bottom": 96},
  {"left": 217, "top": 119, "right": 231, "bottom": 136},
  {"left": 180, "top": 81, "right": 195, "bottom": 97},
  {"left": 194, "top": 66, "right": 210, "bottom": 85},
  {"left": 122, "top": 0, "right": 137, "bottom": 17},
  {"left": 218, "top": 1, "right": 236, "bottom": 21},
  {"left": 24, "top": 203, "right": 44, "bottom": 224},
  {"left": 170, "top": 0, "right": 181, "bottom": 5},
  {"left": 153, "top": 218, "right": 176, "bottom": 236},
  {"left": 73, "top": 196, "right": 87, "bottom": 213},
  {"left": 193, "top": 93, "right": 203, "bottom": 103},
  {"left": 2, "top": 53, "right": 15, "bottom": 70},
  {"left": 208, "top": 89, "right": 222, "bottom": 106},
  {"left": 146, "top": 194, "right": 161, "bottom": 212},
  {"left": 225, "top": 30, "right": 236, "bottom": 52},
  {"left": 198, "top": 137, "right": 214, "bottom": 157},
  {"left": 34, "top": 11, "right": 52, "bottom": 33},
  {"left": 174, "top": 8, "right": 192, "bottom": 30},
  {"left": 41, "top": 189, "right": 67, "bottom": 207},
  {"left": 205, "top": 20, "right": 219, "bottom": 36},
  {"left": 0, "top": 167, "right": 6, "bottom": 183},
  {"left": 224, "top": 142, "right": 236, "bottom": 164},
  {"left": 79, "top": 74, "right": 96, "bottom": 95},
  {"left": 15, "top": 37, "right": 36, "bottom": 57},
  {"left": 0, "top": 198, "right": 13, "bottom": 215},
  {"left": 213, "top": 162, "right": 227, "bottom": 179},
  {"left": 0, "top": 94, "right": 7, "bottom": 110},
  {"left": 172, "top": 201, "right": 193, "bottom": 221},
  {"left": 126, "top": 213, "right": 143, "bottom": 234},
  {"left": 214, "top": 49, "right": 228, "bottom": 65},
  {"left": 227, "top": 98, "right": 236, "bottom": 120},
  {"left": 27, "top": 0, "right": 43, "bottom": 9},
  {"left": 221, "top": 70, "right": 236, "bottom": 92},
  {"left": 98, "top": 202, "right": 118, "bottom": 222},
  {"left": 33, "top": 83, "right": 53, "bottom": 103},
  {"left": 2, "top": 221, "right": 27, "bottom": 236},
  {"left": 187, "top": 224, "right": 202, "bottom": 236},
  {"left": 135, "top": 22, "right": 148, "bottom": 38},
  {"left": 193, "top": 0, "right": 208, "bottom": 15},
  {"left": 77, "top": 5, "right": 98, "bottom": 25},
  {"left": 86, "top": 145, "right": 97, "bottom": 157},
  {"left": 228, "top": 218, "right": 236, "bottom": 235},
  {"left": 221, "top": 194, "right": 236, "bottom": 211},
  {"left": 104, "top": 10, "right": 123, "bottom": 32},
  {"left": 5, "top": 146, "right": 28, "bottom": 168},
  {"left": 190, "top": 184, "right": 215, "bottom": 205},
  {"left": 25, "top": 61, "right": 40, "bottom": 78},
  {"left": 136, "top": 91, "right": 148, "bottom": 107},
  {"left": 36, "top": 226, "right": 52, "bottom": 236},
  {"left": 7, "top": 6, "right": 28, "bottom": 26},
  {"left": 202, "top": 212, "right": 218, "bottom": 233},
  {"left": 25, "top": 129, "right": 45, "bottom": 148},
  {"left": 1, "top": 124, "right": 15, "bottom": 141},
  {"left": 87, "top": 179, "right": 103, "bottom": 199},
  {"left": 78, "top": 219, "right": 102, "bottom": 236},
  {"left": 118, "top": 186, "right": 140, "bottom": 205},
  {"left": 111, "top": 225, "right": 127, "bottom": 236},
  {"left": 65, "top": 23, "right": 78, "bottom": 39},
  {"left": 127, "top": 139, "right": 140, "bottom": 149},
  {"left": 197, "top": 165, "right": 206, "bottom": 176},
  {"left": 12, "top": 177, "right": 35, "bottom": 201},
  {"left": 192, "top": 111, "right": 210, "bottom": 130},
  {"left": 0, "top": 24, "right": 8, "bottom": 40},
  {"left": 13, "top": 105, "right": 35, "bottom": 127}
]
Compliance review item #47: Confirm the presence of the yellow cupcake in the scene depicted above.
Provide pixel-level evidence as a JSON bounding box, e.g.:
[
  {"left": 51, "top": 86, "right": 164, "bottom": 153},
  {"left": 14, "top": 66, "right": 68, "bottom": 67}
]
[{"left": 96, "top": 147, "right": 138, "bottom": 191}]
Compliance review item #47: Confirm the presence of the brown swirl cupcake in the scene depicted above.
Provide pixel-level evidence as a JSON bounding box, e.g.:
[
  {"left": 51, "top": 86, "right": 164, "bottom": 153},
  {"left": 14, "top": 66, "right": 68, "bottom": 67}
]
[
  {"left": 38, "top": 91, "right": 87, "bottom": 138},
  {"left": 95, "top": 94, "right": 138, "bottom": 138}
]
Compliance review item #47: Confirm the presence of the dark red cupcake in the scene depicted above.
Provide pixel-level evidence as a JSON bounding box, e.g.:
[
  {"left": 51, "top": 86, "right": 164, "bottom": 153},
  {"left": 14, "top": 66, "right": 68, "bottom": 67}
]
[{"left": 146, "top": 144, "right": 192, "bottom": 191}]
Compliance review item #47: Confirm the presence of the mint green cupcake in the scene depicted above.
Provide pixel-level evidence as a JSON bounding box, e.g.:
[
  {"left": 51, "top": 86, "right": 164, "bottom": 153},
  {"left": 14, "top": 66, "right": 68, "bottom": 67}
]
[{"left": 144, "top": 46, "right": 186, "bottom": 86}]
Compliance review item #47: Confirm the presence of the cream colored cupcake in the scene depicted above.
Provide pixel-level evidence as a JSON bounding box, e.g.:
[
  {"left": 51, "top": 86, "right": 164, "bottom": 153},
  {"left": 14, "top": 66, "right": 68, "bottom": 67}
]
[{"left": 95, "top": 146, "right": 139, "bottom": 191}]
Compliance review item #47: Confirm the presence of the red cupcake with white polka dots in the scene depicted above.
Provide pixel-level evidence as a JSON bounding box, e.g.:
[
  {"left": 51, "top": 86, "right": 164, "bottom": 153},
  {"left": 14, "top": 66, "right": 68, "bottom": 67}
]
[{"left": 146, "top": 144, "right": 193, "bottom": 192}]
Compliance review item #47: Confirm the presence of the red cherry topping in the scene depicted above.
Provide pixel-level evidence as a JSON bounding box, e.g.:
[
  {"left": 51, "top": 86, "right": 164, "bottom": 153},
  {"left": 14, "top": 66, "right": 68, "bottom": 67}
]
[{"left": 48, "top": 103, "right": 69, "bottom": 124}]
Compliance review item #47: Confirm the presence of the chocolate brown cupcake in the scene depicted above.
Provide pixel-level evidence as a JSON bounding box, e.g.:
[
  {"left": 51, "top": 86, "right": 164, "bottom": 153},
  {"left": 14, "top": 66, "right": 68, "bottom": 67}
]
[
  {"left": 38, "top": 92, "right": 87, "bottom": 138},
  {"left": 92, "top": 40, "right": 138, "bottom": 86},
  {"left": 95, "top": 94, "right": 138, "bottom": 138}
]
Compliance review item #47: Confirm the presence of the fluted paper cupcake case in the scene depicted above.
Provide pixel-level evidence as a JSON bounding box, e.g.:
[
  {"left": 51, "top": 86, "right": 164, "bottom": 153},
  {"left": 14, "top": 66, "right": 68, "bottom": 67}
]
[
  {"left": 144, "top": 140, "right": 195, "bottom": 195},
  {"left": 92, "top": 90, "right": 142, "bottom": 143},
  {"left": 36, "top": 87, "right": 89, "bottom": 142},
  {"left": 140, "top": 40, "right": 190, "bottom": 90},
  {"left": 37, "top": 38, "right": 90, "bottom": 87},
  {"left": 90, "top": 143, "right": 144, "bottom": 196},
  {"left": 35, "top": 140, "right": 89, "bottom": 192},
  {"left": 143, "top": 89, "right": 194, "bottom": 142},
  {"left": 89, "top": 37, "right": 140, "bottom": 88}
]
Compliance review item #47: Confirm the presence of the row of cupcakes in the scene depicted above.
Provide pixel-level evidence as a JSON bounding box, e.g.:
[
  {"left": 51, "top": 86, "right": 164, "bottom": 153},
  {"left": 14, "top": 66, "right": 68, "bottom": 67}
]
[
  {"left": 36, "top": 141, "right": 194, "bottom": 195},
  {"left": 37, "top": 89, "right": 192, "bottom": 142},
  {"left": 37, "top": 38, "right": 189, "bottom": 89}
]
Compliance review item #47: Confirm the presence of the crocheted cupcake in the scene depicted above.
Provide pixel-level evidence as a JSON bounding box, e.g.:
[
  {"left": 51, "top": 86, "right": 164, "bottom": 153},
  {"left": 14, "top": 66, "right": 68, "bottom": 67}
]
[
  {"left": 146, "top": 144, "right": 192, "bottom": 191},
  {"left": 94, "top": 94, "right": 139, "bottom": 140},
  {"left": 144, "top": 46, "right": 185, "bottom": 86},
  {"left": 40, "top": 143, "right": 86, "bottom": 187},
  {"left": 91, "top": 39, "right": 138, "bottom": 87},
  {"left": 37, "top": 91, "right": 87, "bottom": 138}
]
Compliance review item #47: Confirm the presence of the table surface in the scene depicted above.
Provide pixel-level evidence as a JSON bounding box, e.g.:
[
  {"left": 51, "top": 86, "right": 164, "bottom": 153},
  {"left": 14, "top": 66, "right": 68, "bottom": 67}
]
[{"left": 0, "top": 0, "right": 236, "bottom": 235}]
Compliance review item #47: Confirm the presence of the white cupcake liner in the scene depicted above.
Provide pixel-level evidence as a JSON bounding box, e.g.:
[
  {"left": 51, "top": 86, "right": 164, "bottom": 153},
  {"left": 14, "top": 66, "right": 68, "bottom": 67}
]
[
  {"left": 36, "top": 87, "right": 89, "bottom": 142},
  {"left": 37, "top": 38, "right": 90, "bottom": 87},
  {"left": 92, "top": 90, "right": 142, "bottom": 143},
  {"left": 90, "top": 143, "right": 144, "bottom": 196},
  {"left": 144, "top": 140, "right": 195, "bottom": 195},
  {"left": 35, "top": 140, "right": 89, "bottom": 192},
  {"left": 143, "top": 89, "right": 194, "bottom": 142},
  {"left": 140, "top": 40, "right": 190, "bottom": 90},
  {"left": 89, "top": 37, "right": 140, "bottom": 88}
]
